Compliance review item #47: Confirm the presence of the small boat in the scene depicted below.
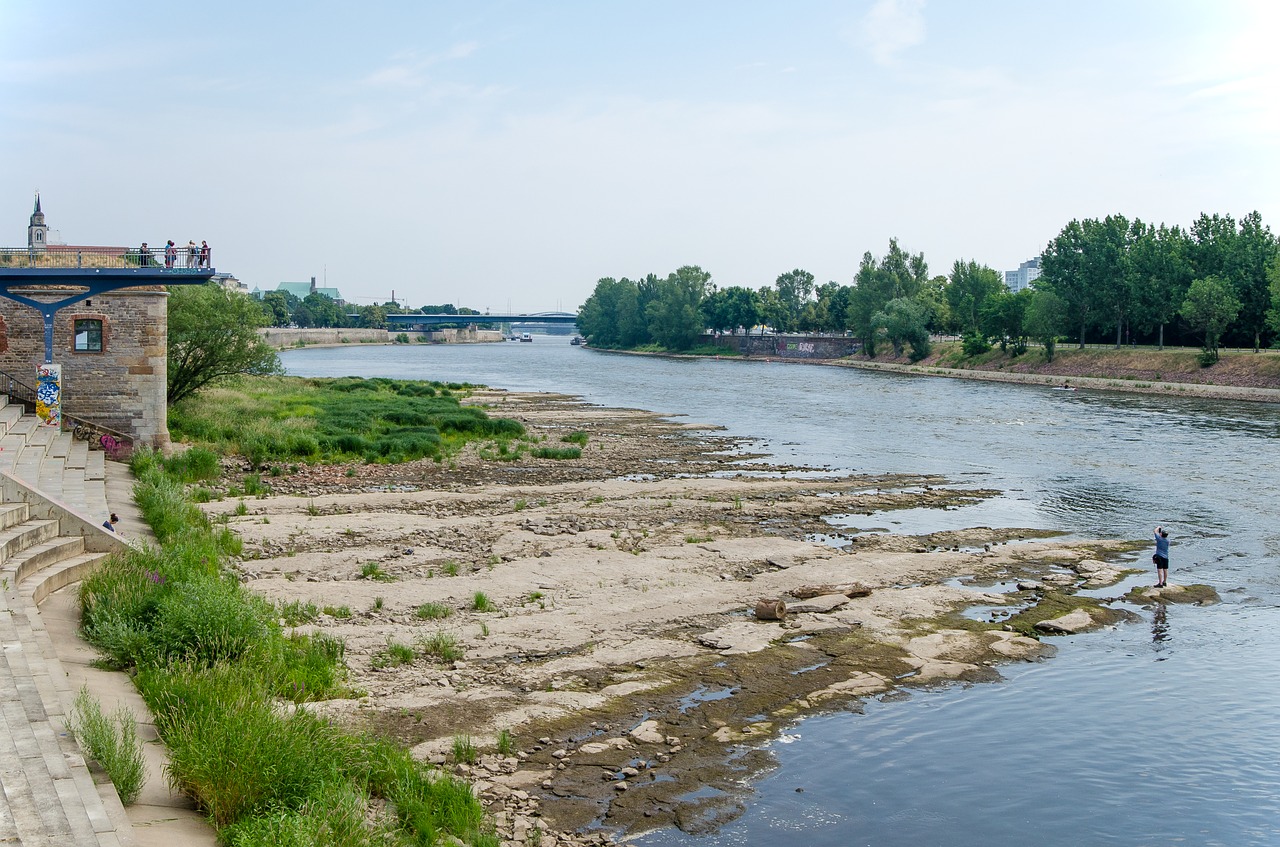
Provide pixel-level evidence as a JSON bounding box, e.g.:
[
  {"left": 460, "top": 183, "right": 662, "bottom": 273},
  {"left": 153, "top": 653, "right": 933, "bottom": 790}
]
[
  {"left": 570, "top": 335, "right": 582, "bottom": 346},
  {"left": 519, "top": 333, "right": 533, "bottom": 342}
]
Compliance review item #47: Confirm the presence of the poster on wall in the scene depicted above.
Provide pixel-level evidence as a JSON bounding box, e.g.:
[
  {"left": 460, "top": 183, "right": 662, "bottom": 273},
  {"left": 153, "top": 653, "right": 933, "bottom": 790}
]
[{"left": 36, "top": 363, "right": 61, "bottom": 427}]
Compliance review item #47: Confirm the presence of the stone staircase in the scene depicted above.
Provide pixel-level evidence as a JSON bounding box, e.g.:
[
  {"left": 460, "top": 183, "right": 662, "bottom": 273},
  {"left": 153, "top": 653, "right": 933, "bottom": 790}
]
[{"left": 0, "top": 398, "right": 133, "bottom": 846}]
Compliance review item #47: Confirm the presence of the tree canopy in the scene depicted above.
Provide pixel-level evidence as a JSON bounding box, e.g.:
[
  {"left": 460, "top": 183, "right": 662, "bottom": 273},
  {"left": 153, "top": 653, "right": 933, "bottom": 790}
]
[{"left": 168, "top": 283, "right": 283, "bottom": 404}]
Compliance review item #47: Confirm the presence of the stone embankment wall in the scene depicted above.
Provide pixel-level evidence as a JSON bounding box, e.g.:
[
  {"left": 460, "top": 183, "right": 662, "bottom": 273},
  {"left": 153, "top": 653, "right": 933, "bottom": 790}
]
[
  {"left": 0, "top": 287, "right": 169, "bottom": 446},
  {"left": 714, "top": 334, "right": 861, "bottom": 359},
  {"left": 260, "top": 327, "right": 504, "bottom": 348}
]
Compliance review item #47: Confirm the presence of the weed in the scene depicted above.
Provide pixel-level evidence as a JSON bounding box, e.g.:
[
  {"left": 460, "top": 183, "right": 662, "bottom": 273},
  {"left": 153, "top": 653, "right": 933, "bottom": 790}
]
[
  {"left": 528, "top": 591, "right": 544, "bottom": 603},
  {"left": 531, "top": 446, "right": 581, "bottom": 460},
  {"left": 306, "top": 500, "right": 320, "bottom": 516},
  {"left": 278, "top": 600, "right": 319, "bottom": 626},
  {"left": 323, "top": 605, "right": 352, "bottom": 619},
  {"left": 514, "top": 498, "right": 527, "bottom": 511},
  {"left": 685, "top": 534, "right": 714, "bottom": 544},
  {"left": 415, "top": 602, "right": 451, "bottom": 620},
  {"left": 69, "top": 687, "right": 146, "bottom": 805},
  {"left": 242, "top": 473, "right": 270, "bottom": 497},
  {"left": 360, "top": 562, "right": 395, "bottom": 582},
  {"left": 442, "top": 561, "right": 460, "bottom": 577},
  {"left": 496, "top": 728, "right": 515, "bottom": 756},
  {"left": 261, "top": 516, "right": 270, "bottom": 525},
  {"left": 345, "top": 468, "right": 357, "bottom": 478},
  {"left": 472, "top": 592, "right": 496, "bottom": 612},
  {"left": 452, "top": 735, "right": 478, "bottom": 765},
  {"left": 234, "top": 500, "right": 248, "bottom": 517},
  {"left": 372, "top": 640, "right": 416, "bottom": 669},
  {"left": 418, "top": 632, "right": 463, "bottom": 663},
  {"left": 561, "top": 431, "right": 589, "bottom": 446},
  {"left": 374, "top": 596, "right": 384, "bottom": 611},
  {"left": 479, "top": 622, "right": 490, "bottom": 637}
]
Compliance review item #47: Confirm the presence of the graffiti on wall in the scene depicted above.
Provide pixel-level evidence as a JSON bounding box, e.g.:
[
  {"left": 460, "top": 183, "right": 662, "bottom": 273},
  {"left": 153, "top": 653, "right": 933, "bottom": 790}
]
[{"left": 36, "top": 363, "right": 62, "bottom": 427}]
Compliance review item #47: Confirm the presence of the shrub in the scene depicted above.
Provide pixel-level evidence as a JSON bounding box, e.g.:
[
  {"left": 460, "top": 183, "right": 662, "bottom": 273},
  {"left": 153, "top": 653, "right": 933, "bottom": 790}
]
[
  {"left": 471, "top": 592, "right": 496, "bottom": 612},
  {"left": 418, "top": 632, "right": 463, "bottom": 663},
  {"left": 415, "top": 602, "right": 451, "bottom": 620},
  {"left": 560, "top": 431, "right": 589, "bottom": 446},
  {"left": 70, "top": 687, "right": 147, "bottom": 805},
  {"left": 531, "top": 446, "right": 581, "bottom": 460},
  {"left": 162, "top": 446, "right": 221, "bottom": 483},
  {"left": 152, "top": 579, "right": 271, "bottom": 666},
  {"left": 371, "top": 640, "right": 416, "bottom": 669},
  {"left": 962, "top": 331, "right": 991, "bottom": 356}
]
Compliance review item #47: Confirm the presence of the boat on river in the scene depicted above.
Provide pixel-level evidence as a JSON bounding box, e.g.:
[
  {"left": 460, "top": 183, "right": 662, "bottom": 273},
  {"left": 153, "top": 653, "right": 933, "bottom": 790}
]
[{"left": 519, "top": 333, "right": 533, "bottom": 342}]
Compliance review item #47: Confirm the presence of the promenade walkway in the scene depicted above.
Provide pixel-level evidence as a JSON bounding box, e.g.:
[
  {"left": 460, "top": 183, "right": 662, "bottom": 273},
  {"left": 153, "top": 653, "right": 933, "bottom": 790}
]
[{"left": 0, "top": 399, "right": 216, "bottom": 846}]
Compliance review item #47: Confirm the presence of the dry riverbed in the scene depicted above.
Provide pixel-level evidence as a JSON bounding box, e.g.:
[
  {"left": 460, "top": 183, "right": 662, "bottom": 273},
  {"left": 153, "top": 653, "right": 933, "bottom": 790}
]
[{"left": 205, "top": 390, "right": 1162, "bottom": 844}]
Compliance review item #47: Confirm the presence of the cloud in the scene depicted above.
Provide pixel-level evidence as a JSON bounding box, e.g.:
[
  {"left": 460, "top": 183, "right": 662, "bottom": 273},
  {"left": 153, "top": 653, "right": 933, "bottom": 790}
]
[
  {"left": 857, "top": 0, "right": 926, "bottom": 66},
  {"left": 360, "top": 41, "right": 480, "bottom": 89}
]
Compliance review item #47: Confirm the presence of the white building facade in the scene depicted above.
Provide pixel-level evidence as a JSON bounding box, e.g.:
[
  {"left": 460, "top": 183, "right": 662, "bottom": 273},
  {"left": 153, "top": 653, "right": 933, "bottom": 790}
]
[{"left": 1004, "top": 258, "right": 1041, "bottom": 293}]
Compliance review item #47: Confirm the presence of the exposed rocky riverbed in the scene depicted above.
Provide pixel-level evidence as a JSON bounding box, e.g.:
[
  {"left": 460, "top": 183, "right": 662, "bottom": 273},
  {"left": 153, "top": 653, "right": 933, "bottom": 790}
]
[{"left": 202, "top": 390, "right": 1208, "bottom": 845}]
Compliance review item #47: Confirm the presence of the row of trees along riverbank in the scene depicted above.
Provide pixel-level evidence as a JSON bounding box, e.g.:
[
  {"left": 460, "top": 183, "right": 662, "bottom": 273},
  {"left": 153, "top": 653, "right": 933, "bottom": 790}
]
[{"left": 576, "top": 210, "right": 1280, "bottom": 367}]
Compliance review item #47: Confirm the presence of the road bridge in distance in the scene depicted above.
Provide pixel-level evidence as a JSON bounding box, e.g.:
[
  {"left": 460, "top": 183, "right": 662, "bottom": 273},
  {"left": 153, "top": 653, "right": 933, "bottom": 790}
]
[{"left": 383, "top": 311, "right": 578, "bottom": 330}]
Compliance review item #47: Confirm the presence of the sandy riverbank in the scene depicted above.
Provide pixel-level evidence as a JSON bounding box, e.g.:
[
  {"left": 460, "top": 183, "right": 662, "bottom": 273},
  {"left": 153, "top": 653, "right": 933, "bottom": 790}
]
[{"left": 206, "top": 390, "right": 1150, "bottom": 841}]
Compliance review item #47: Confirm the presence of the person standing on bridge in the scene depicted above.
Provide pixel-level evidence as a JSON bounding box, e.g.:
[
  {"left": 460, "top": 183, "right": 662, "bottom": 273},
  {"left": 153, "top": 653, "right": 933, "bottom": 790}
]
[
  {"left": 163, "top": 240, "right": 177, "bottom": 268},
  {"left": 186, "top": 240, "right": 198, "bottom": 268},
  {"left": 199, "top": 240, "right": 210, "bottom": 268}
]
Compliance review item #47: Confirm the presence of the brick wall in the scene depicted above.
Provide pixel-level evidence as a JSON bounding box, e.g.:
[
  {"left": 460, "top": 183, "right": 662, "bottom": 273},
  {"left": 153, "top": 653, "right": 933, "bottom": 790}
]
[{"left": 0, "top": 287, "right": 169, "bottom": 447}]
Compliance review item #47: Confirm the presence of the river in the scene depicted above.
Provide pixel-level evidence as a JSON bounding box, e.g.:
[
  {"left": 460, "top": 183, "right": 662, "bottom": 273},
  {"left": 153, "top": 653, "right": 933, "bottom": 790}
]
[{"left": 282, "top": 337, "right": 1280, "bottom": 847}]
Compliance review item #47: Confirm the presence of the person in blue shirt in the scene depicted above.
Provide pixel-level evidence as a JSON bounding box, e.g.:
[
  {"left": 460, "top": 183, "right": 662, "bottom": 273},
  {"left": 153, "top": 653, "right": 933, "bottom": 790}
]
[
  {"left": 103, "top": 513, "right": 119, "bottom": 532},
  {"left": 1153, "top": 526, "right": 1170, "bottom": 587}
]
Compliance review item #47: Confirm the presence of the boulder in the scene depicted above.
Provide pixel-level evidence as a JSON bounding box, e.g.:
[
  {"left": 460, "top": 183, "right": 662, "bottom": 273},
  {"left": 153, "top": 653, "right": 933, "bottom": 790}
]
[
  {"left": 1033, "top": 608, "right": 1095, "bottom": 634},
  {"left": 786, "top": 593, "right": 850, "bottom": 614}
]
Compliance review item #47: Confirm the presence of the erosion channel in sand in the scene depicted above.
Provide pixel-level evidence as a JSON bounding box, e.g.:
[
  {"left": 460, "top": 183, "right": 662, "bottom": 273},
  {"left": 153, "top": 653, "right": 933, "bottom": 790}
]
[{"left": 207, "top": 389, "right": 1164, "bottom": 841}]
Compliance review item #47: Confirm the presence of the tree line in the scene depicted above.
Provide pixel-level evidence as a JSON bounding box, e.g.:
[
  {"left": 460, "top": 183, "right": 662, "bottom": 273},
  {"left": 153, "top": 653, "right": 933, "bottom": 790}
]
[
  {"left": 576, "top": 210, "right": 1280, "bottom": 365},
  {"left": 256, "top": 292, "right": 484, "bottom": 330}
]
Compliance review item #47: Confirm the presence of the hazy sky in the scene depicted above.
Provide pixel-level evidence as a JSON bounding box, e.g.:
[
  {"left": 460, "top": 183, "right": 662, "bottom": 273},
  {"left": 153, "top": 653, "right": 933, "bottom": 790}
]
[{"left": 2, "top": 1, "right": 1276, "bottom": 312}]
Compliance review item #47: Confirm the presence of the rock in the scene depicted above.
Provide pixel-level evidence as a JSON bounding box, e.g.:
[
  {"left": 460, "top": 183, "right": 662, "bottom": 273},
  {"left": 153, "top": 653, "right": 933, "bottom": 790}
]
[
  {"left": 628, "top": 720, "right": 666, "bottom": 744},
  {"left": 1034, "top": 608, "right": 1095, "bottom": 634},
  {"left": 786, "top": 593, "right": 850, "bottom": 613},
  {"left": 614, "top": 781, "right": 628, "bottom": 791},
  {"left": 551, "top": 749, "right": 568, "bottom": 760},
  {"left": 1017, "top": 581, "right": 1043, "bottom": 591}
]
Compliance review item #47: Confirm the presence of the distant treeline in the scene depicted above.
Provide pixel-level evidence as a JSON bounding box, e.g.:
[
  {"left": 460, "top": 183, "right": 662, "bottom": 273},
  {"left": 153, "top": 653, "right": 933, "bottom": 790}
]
[
  {"left": 577, "top": 211, "right": 1280, "bottom": 366},
  {"left": 257, "top": 295, "right": 484, "bottom": 330}
]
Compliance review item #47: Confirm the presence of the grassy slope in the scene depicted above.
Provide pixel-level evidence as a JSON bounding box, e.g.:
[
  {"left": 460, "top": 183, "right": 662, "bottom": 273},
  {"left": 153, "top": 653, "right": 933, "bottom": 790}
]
[{"left": 865, "top": 345, "right": 1280, "bottom": 391}]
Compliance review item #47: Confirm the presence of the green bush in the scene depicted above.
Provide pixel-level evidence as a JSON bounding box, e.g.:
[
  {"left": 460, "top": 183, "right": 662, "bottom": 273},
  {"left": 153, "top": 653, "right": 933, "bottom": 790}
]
[
  {"left": 152, "top": 579, "right": 271, "bottom": 666},
  {"left": 70, "top": 687, "right": 147, "bottom": 805},
  {"left": 531, "top": 446, "right": 581, "bottom": 460},
  {"left": 162, "top": 446, "right": 221, "bottom": 483}
]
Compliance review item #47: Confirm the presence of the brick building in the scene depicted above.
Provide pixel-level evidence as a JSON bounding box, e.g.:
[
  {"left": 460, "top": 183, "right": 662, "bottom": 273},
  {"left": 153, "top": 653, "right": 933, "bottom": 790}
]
[{"left": 0, "top": 196, "right": 173, "bottom": 448}]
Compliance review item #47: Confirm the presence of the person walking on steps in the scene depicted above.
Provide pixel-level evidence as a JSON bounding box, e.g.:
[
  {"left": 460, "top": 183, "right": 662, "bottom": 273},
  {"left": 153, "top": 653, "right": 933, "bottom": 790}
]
[
  {"left": 102, "top": 513, "right": 120, "bottom": 532},
  {"left": 1153, "top": 526, "right": 1170, "bottom": 587}
]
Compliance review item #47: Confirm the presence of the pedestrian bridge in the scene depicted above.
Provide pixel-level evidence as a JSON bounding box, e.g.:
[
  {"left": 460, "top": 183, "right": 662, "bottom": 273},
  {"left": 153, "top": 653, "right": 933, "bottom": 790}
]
[{"left": 383, "top": 311, "right": 578, "bottom": 329}]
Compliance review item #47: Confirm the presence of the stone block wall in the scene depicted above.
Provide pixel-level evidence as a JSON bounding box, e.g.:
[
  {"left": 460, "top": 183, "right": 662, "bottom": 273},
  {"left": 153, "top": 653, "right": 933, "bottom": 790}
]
[
  {"left": 0, "top": 287, "right": 170, "bottom": 447},
  {"left": 715, "top": 334, "right": 861, "bottom": 359}
]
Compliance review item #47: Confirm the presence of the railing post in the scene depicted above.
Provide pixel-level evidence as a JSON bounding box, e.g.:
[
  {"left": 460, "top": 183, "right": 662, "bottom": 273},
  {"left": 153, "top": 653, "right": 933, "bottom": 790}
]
[{"left": 77, "top": 250, "right": 83, "bottom": 268}]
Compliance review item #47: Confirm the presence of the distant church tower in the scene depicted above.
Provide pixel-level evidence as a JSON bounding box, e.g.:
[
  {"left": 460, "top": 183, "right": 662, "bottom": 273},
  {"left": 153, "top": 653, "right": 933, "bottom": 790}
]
[{"left": 27, "top": 193, "right": 47, "bottom": 253}]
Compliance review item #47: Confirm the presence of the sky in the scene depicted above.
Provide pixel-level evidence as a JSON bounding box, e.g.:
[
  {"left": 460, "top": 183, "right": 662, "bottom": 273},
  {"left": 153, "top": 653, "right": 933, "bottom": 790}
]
[{"left": 2, "top": 1, "right": 1277, "bottom": 313}]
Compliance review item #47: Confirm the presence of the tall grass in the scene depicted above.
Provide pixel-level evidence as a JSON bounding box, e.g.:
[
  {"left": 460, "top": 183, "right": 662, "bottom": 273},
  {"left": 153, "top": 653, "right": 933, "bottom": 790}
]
[
  {"left": 168, "top": 375, "right": 525, "bottom": 466},
  {"left": 79, "top": 449, "right": 492, "bottom": 844},
  {"left": 69, "top": 687, "right": 146, "bottom": 805}
]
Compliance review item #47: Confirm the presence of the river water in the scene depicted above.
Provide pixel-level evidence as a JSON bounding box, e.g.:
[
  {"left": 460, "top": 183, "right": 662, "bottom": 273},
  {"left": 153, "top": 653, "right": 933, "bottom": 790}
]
[{"left": 282, "top": 338, "right": 1280, "bottom": 847}]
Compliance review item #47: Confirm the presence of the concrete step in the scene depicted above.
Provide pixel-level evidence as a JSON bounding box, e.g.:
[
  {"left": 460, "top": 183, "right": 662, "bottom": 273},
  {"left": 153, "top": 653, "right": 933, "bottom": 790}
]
[
  {"left": 27, "top": 425, "right": 57, "bottom": 449},
  {"left": 86, "top": 451, "right": 106, "bottom": 482},
  {"left": 67, "top": 439, "right": 90, "bottom": 470},
  {"left": 11, "top": 536, "right": 88, "bottom": 589},
  {"left": 0, "top": 519, "right": 61, "bottom": 567},
  {"left": 50, "top": 431, "right": 73, "bottom": 459},
  {"left": 0, "top": 402, "right": 23, "bottom": 435},
  {"left": 0, "top": 501, "right": 30, "bottom": 531}
]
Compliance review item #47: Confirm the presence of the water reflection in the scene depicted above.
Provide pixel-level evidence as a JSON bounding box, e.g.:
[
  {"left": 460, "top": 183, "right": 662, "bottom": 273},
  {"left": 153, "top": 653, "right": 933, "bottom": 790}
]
[{"left": 1151, "top": 602, "right": 1170, "bottom": 657}]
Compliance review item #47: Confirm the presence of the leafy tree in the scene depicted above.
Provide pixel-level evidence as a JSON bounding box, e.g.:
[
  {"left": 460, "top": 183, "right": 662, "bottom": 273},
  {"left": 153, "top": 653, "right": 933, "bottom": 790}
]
[
  {"left": 1024, "top": 289, "right": 1068, "bottom": 362},
  {"left": 946, "top": 260, "right": 1004, "bottom": 336},
  {"left": 259, "top": 291, "right": 294, "bottom": 327},
  {"left": 774, "top": 269, "right": 815, "bottom": 332},
  {"left": 646, "top": 266, "right": 712, "bottom": 350},
  {"left": 1130, "top": 222, "right": 1192, "bottom": 349},
  {"left": 702, "top": 286, "right": 759, "bottom": 335},
  {"left": 168, "top": 283, "right": 283, "bottom": 404},
  {"left": 981, "top": 288, "right": 1031, "bottom": 355},
  {"left": 1180, "top": 275, "right": 1241, "bottom": 365},
  {"left": 1229, "top": 211, "right": 1277, "bottom": 351},
  {"left": 872, "top": 297, "right": 931, "bottom": 361},
  {"left": 1267, "top": 255, "right": 1280, "bottom": 342},
  {"left": 755, "top": 286, "right": 787, "bottom": 334},
  {"left": 1041, "top": 218, "right": 1109, "bottom": 348},
  {"left": 846, "top": 239, "right": 929, "bottom": 355},
  {"left": 578, "top": 277, "right": 646, "bottom": 347},
  {"left": 812, "top": 282, "right": 854, "bottom": 334},
  {"left": 353, "top": 303, "right": 388, "bottom": 329}
]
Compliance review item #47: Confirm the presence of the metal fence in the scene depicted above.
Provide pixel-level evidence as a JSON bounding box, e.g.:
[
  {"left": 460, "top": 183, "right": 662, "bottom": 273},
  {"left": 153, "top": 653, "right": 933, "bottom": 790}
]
[{"left": 0, "top": 246, "right": 212, "bottom": 271}]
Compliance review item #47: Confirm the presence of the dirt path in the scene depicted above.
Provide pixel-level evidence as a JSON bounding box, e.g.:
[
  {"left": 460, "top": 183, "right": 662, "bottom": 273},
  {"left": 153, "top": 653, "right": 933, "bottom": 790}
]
[{"left": 207, "top": 390, "right": 1137, "bottom": 842}]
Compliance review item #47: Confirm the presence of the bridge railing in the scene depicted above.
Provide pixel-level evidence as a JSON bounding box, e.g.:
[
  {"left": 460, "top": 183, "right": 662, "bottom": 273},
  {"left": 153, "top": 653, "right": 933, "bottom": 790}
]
[{"left": 0, "top": 246, "right": 212, "bottom": 272}]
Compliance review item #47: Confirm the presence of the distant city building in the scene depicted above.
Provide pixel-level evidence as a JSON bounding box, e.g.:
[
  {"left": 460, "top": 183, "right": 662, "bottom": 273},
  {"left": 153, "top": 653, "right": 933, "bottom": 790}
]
[
  {"left": 1004, "top": 258, "right": 1041, "bottom": 293},
  {"left": 272, "top": 276, "right": 343, "bottom": 304},
  {"left": 211, "top": 273, "right": 246, "bottom": 293}
]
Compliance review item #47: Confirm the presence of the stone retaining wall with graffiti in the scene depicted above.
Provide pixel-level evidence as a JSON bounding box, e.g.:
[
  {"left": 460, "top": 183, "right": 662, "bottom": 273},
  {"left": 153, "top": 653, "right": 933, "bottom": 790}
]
[{"left": 714, "top": 334, "right": 860, "bottom": 359}]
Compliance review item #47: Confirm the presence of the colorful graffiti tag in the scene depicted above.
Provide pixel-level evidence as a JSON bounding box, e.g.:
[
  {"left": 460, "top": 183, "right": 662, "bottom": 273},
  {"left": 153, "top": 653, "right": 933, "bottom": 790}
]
[{"left": 36, "top": 363, "right": 61, "bottom": 427}]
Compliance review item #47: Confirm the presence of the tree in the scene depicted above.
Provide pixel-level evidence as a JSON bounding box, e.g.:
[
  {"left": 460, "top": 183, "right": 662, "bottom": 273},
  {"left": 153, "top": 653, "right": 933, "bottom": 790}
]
[
  {"left": 1229, "top": 211, "right": 1277, "bottom": 351},
  {"left": 755, "top": 286, "right": 787, "bottom": 335},
  {"left": 872, "top": 297, "right": 931, "bottom": 361},
  {"left": 259, "top": 291, "right": 294, "bottom": 327},
  {"left": 702, "top": 286, "right": 759, "bottom": 335},
  {"left": 774, "top": 269, "right": 815, "bottom": 332},
  {"left": 1267, "top": 255, "right": 1280, "bottom": 341},
  {"left": 1024, "top": 289, "right": 1068, "bottom": 362},
  {"left": 1130, "top": 222, "right": 1192, "bottom": 349},
  {"left": 168, "top": 283, "right": 283, "bottom": 404},
  {"left": 846, "top": 239, "right": 929, "bottom": 355},
  {"left": 981, "top": 288, "right": 1031, "bottom": 355},
  {"left": 578, "top": 277, "right": 646, "bottom": 347},
  {"left": 1180, "top": 276, "right": 1241, "bottom": 365},
  {"left": 945, "top": 260, "right": 1004, "bottom": 336},
  {"left": 646, "top": 266, "right": 712, "bottom": 350}
]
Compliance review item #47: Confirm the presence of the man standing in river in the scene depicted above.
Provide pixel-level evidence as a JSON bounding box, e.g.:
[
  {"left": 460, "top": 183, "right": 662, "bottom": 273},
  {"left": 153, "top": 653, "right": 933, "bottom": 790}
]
[{"left": 1153, "top": 526, "right": 1170, "bottom": 587}]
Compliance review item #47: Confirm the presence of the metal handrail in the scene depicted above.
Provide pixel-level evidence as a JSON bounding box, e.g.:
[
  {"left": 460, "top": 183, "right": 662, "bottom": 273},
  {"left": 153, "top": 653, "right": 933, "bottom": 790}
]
[
  {"left": 2, "top": 370, "right": 135, "bottom": 459},
  {"left": 0, "top": 246, "right": 212, "bottom": 271}
]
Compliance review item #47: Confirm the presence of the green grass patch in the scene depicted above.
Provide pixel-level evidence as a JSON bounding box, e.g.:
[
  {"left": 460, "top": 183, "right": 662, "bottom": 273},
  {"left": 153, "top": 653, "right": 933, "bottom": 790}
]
[
  {"left": 371, "top": 640, "right": 416, "bottom": 669},
  {"left": 416, "top": 602, "right": 452, "bottom": 620},
  {"left": 419, "top": 632, "right": 463, "bottom": 663},
  {"left": 560, "top": 431, "right": 589, "bottom": 446},
  {"left": 82, "top": 447, "right": 492, "bottom": 844},
  {"left": 168, "top": 374, "right": 524, "bottom": 468},
  {"left": 471, "top": 591, "right": 497, "bottom": 612},
  {"left": 531, "top": 446, "right": 582, "bottom": 460}
]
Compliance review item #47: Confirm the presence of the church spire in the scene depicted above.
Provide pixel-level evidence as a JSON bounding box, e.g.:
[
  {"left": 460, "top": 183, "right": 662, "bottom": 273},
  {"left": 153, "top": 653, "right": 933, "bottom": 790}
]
[
  {"left": 33, "top": 192, "right": 42, "bottom": 215},
  {"left": 28, "top": 192, "right": 48, "bottom": 252}
]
